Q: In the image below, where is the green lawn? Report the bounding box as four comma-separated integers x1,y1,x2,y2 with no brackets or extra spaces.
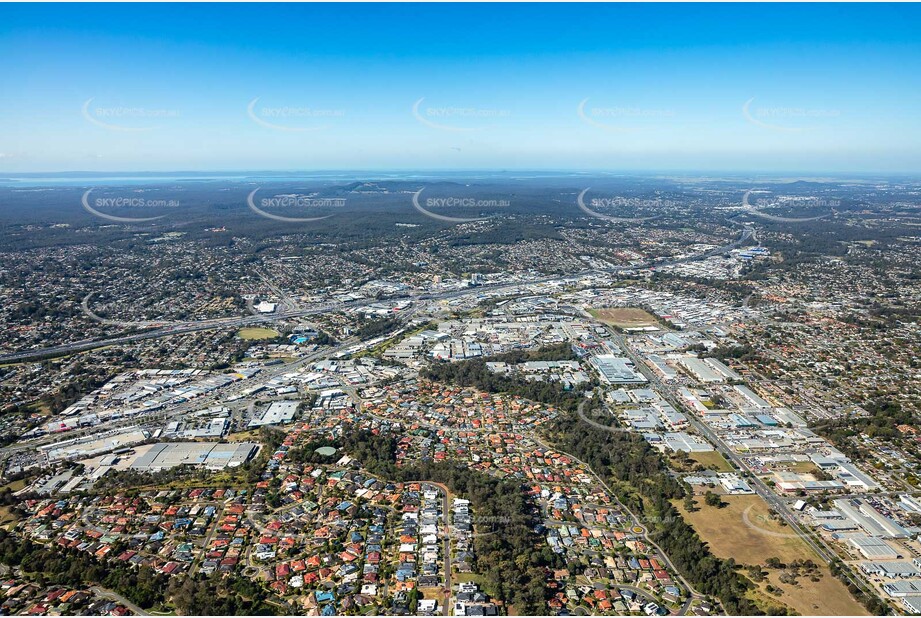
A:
237,327,280,340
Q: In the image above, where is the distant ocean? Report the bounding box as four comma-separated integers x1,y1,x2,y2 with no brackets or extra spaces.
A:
0,171,605,187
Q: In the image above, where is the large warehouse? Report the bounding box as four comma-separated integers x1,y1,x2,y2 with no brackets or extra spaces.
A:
248,400,299,428
130,442,258,472
592,355,647,384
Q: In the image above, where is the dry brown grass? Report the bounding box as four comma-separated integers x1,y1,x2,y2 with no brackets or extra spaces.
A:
786,461,821,474
689,451,734,472
750,570,869,616
589,307,660,329
675,494,867,615
676,494,815,564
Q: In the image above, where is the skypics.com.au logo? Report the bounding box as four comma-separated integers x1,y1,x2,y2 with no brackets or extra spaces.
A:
412,98,511,132
741,189,831,222
742,97,840,132
81,98,180,132
246,189,343,222
81,189,177,223
412,188,507,223
578,98,675,132
247,97,345,132
454,515,513,539
577,188,663,223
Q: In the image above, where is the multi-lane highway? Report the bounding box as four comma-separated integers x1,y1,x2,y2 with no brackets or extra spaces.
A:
0,337,354,457
3,303,431,458
0,227,753,364
0,301,349,364
0,223,772,614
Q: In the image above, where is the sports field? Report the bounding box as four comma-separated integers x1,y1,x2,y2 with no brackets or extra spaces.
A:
589,307,661,329
237,327,280,340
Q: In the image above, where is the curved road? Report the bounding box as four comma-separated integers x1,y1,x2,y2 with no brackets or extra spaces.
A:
576,397,629,433
81,292,173,329
89,586,149,616
599,325,880,607
528,432,708,614
1,227,753,364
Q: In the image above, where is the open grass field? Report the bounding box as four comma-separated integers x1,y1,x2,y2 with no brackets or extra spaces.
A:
676,494,817,564
226,429,264,442
689,450,734,472
453,573,485,585
1,479,27,493
0,506,19,530
749,571,869,616
236,327,280,340
588,307,661,330
0,481,27,529
786,461,822,474
675,494,867,616
20,401,53,416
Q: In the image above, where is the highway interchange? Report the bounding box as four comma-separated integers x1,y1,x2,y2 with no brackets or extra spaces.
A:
3,222,822,615
0,226,753,365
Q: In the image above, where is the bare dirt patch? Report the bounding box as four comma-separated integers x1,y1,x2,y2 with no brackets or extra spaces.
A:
589,307,661,330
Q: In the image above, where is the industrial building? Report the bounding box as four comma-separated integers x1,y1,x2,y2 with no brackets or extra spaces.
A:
248,400,299,428
836,462,881,491
900,495,921,514
592,355,647,384
729,414,759,429
663,432,714,452
859,562,920,579
44,429,150,461
734,385,771,410
774,472,844,493
646,354,678,381
882,580,921,598
834,498,908,538
130,442,258,472
677,357,724,383
846,534,902,560
903,596,921,614
773,407,808,427
719,474,754,494
705,358,741,380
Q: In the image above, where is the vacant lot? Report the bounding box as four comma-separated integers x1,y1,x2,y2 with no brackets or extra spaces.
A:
676,494,868,615
1,479,26,493
226,429,263,442
237,327,280,340
0,505,20,529
589,307,661,330
751,570,869,616
690,450,734,472
676,494,816,564
786,461,822,474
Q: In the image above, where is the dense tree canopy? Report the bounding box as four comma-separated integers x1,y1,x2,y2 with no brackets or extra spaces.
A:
340,429,560,614
422,343,585,412
544,412,769,615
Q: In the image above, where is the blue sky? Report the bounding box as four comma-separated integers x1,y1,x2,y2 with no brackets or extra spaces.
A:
1,3,920,173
